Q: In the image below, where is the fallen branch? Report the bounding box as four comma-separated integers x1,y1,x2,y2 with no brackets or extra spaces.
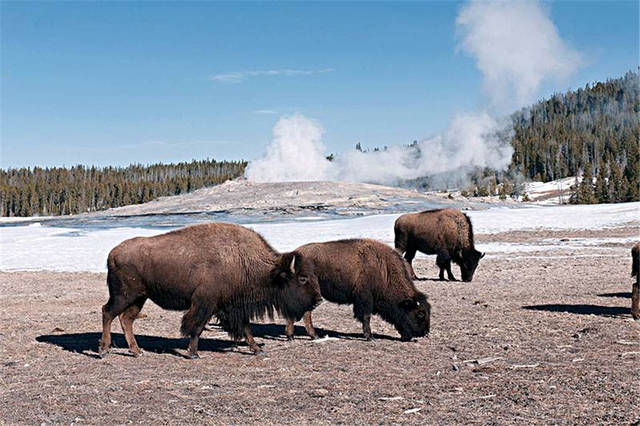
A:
462,356,503,365
379,396,403,401
510,363,540,369
312,336,339,344
615,340,638,346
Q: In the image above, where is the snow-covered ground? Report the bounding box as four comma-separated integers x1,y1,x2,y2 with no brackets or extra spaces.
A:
1,202,637,273
523,176,576,205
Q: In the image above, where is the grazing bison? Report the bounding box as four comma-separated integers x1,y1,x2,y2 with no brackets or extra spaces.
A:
99,223,321,358
394,208,484,282
632,243,639,321
283,239,430,341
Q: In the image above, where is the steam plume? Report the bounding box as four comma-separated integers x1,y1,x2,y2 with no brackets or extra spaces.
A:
246,0,582,186
456,0,582,112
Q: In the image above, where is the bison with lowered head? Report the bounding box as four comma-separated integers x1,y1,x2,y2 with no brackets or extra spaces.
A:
99,223,321,358
394,208,484,282
283,239,430,341
632,243,639,321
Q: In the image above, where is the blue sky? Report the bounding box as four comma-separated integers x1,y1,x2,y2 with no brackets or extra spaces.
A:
2,1,638,168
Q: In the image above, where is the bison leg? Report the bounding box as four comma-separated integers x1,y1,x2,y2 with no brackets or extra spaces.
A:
181,299,214,359
403,247,418,280
354,296,374,340
436,253,457,281
285,317,295,341
632,280,639,321
361,314,373,340
445,262,458,281
99,295,133,357
303,311,317,339
244,325,262,354
118,297,147,357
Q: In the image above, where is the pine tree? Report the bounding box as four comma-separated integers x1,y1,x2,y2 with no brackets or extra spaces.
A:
575,165,597,204
595,165,609,203
609,161,623,202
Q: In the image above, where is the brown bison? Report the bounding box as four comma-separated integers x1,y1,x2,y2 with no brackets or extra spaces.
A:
394,208,484,282
283,239,430,341
99,223,321,358
632,243,639,321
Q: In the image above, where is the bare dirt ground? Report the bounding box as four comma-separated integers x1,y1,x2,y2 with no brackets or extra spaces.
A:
1,228,639,424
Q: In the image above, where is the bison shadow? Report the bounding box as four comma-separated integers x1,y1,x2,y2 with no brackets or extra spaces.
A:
36,324,399,359
597,292,631,299
522,304,629,317
247,322,401,342
36,332,242,359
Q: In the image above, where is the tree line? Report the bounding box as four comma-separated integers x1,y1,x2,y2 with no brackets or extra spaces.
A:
2,71,638,216
0,159,246,216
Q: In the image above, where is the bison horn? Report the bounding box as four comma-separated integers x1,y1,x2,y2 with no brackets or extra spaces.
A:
481,252,486,259
290,255,296,273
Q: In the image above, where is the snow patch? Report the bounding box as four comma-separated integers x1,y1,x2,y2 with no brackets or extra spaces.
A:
1,202,637,272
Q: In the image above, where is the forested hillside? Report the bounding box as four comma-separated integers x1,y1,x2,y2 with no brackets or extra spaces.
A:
508,70,639,203
0,159,246,216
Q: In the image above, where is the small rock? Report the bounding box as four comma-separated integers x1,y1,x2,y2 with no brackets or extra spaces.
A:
309,388,329,398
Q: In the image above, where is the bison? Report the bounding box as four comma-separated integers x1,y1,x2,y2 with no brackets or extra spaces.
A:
632,243,639,321
283,239,430,341
98,223,321,358
394,208,484,282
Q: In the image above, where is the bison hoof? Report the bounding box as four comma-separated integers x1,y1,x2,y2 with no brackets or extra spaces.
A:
187,353,200,360
97,341,110,358
250,346,263,355
130,349,143,357
286,335,294,341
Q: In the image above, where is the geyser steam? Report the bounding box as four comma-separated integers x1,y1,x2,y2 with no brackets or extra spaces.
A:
456,0,582,112
245,0,581,186
244,114,335,182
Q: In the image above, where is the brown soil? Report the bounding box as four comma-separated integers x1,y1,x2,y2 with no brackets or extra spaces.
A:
1,229,639,424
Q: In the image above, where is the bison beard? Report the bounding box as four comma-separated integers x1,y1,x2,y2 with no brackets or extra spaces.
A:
283,239,431,341
98,223,321,358
394,208,484,282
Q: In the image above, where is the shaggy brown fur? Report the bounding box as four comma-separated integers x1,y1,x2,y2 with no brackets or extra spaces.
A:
99,223,321,358
284,239,430,341
632,243,639,321
394,208,484,282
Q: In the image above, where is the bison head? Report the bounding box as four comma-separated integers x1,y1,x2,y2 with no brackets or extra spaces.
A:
396,293,431,341
272,252,322,321
459,248,485,282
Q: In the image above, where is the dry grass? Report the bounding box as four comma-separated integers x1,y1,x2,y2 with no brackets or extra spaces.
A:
1,228,639,424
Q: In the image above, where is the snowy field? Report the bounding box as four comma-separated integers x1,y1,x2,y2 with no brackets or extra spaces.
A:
1,202,638,272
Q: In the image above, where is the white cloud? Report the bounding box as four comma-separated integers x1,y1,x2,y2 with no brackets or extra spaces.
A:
210,68,334,84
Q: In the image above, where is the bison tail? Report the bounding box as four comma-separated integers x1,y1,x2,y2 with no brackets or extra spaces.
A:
105,266,122,295
394,231,408,254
